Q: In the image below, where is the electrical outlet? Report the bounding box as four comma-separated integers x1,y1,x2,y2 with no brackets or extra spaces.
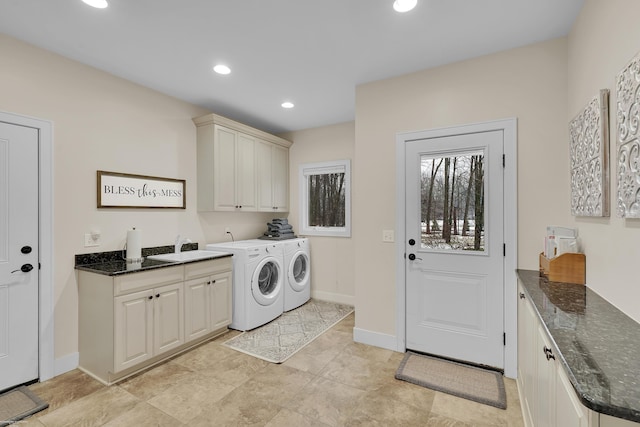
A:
84,233,100,247
382,230,394,243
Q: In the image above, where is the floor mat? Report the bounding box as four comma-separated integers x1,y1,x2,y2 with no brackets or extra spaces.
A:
395,351,507,409
0,385,49,426
223,299,353,363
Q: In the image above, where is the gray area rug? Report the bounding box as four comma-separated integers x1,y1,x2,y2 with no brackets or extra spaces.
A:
395,351,507,409
223,299,353,363
0,385,49,426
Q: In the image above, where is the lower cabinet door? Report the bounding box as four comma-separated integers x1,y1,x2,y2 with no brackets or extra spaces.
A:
518,286,537,427
210,271,232,330
556,365,590,427
185,277,211,341
114,289,154,372
154,282,185,354
536,324,557,427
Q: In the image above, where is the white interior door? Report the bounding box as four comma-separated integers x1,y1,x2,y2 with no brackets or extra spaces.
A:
405,130,504,369
0,122,39,391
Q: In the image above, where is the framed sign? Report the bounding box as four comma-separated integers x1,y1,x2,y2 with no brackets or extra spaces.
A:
97,171,186,209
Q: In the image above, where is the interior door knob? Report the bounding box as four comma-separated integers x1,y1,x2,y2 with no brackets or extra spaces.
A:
21,246,32,254
11,263,33,273
408,254,422,261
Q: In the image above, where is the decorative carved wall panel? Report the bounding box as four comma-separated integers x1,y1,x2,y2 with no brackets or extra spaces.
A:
569,89,610,217
616,55,640,217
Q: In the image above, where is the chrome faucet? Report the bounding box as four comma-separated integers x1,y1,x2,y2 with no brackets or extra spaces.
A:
174,234,192,253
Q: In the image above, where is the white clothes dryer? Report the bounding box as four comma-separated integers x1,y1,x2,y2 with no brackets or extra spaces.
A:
281,238,311,311
205,240,284,331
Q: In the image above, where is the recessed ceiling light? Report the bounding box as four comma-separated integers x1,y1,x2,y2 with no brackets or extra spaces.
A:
393,0,417,12
82,0,108,9
281,102,294,109
213,64,231,75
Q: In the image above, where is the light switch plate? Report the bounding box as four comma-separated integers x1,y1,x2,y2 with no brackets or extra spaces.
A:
382,230,394,243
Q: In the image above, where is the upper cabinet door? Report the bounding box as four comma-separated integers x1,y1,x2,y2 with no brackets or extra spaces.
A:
271,144,289,211
256,140,274,211
257,140,289,212
213,125,238,211
236,133,257,211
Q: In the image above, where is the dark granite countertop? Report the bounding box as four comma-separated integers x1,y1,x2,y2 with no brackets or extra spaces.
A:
75,244,232,277
517,269,640,423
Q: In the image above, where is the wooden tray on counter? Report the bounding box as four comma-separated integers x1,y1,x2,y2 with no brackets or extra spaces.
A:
539,252,585,285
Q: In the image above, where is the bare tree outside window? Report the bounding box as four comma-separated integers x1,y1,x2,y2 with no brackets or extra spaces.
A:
300,160,351,237
420,152,485,251
308,173,346,227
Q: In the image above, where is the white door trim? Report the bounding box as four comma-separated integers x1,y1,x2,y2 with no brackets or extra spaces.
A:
0,111,54,383
395,118,518,378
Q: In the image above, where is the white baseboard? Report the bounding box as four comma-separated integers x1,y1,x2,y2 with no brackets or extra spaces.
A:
54,352,79,377
311,290,354,307
353,327,398,352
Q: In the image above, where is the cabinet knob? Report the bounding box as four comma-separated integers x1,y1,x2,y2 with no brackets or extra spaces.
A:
519,292,525,299
155,294,160,298
543,346,555,360
212,279,216,284
207,281,211,285
148,296,153,300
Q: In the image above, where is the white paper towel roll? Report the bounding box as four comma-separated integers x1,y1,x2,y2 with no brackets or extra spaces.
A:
126,228,142,261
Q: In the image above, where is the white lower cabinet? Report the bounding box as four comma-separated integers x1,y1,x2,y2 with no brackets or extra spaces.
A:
518,281,598,427
78,257,232,385
114,282,183,372
184,270,232,341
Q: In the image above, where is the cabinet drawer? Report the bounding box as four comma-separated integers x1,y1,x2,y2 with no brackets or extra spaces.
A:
114,266,184,296
184,257,233,280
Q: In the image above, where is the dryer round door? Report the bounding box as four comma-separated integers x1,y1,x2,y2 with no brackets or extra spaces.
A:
251,256,283,306
288,251,310,292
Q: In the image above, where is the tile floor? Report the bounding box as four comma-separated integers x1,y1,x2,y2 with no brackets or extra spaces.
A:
19,314,525,426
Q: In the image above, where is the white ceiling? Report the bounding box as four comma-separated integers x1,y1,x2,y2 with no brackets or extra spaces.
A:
1,0,584,134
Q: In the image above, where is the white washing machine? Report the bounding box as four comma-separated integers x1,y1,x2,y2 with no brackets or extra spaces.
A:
242,238,310,311
281,238,311,311
205,240,284,331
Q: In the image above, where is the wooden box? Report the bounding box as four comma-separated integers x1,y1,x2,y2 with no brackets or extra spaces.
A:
539,252,586,285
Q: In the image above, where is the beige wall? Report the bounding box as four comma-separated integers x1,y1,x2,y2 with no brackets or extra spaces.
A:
7,0,640,372
280,122,356,305
354,38,570,337
0,34,275,362
567,0,640,323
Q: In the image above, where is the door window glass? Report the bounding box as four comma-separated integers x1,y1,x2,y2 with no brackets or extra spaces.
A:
420,151,485,252
292,255,307,283
258,262,279,295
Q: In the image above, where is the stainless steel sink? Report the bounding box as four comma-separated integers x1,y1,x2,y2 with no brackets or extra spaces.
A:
147,250,230,263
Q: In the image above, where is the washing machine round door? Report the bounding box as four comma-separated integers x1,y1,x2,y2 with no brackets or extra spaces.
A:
288,251,310,292
251,256,283,306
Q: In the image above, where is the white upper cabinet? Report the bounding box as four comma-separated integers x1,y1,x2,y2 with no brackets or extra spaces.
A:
194,113,291,212
257,139,289,212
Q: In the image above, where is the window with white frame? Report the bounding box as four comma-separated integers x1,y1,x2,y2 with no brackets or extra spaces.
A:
299,160,351,237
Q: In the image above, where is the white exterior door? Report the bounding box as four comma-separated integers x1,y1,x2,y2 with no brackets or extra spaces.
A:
405,130,504,369
0,122,39,391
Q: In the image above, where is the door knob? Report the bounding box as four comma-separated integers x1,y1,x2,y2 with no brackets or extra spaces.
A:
21,246,32,254
11,264,33,273
408,254,422,261
408,239,416,246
